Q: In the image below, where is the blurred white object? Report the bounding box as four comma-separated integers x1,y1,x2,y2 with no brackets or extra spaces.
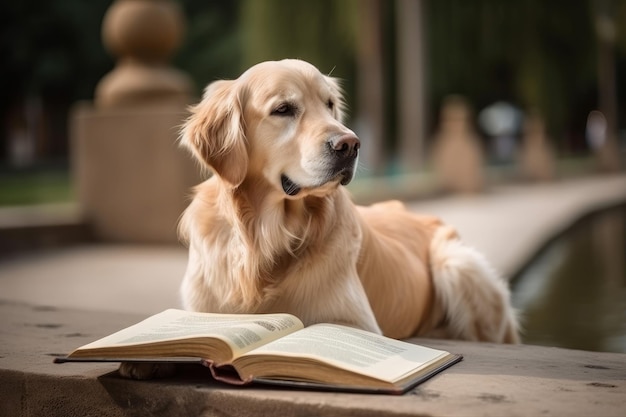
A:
585,110,607,151
479,101,523,162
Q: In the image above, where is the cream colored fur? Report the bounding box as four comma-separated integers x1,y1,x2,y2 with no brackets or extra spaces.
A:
177,59,519,343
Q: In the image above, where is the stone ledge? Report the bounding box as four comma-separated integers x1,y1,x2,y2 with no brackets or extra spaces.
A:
1,301,624,417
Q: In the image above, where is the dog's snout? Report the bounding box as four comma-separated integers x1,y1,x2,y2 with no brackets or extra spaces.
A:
329,134,360,158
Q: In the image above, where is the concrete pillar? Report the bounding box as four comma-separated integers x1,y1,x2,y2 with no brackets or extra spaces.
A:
71,0,200,243
431,96,485,193
518,112,556,182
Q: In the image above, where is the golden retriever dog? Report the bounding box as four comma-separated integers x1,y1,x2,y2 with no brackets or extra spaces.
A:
120,59,518,379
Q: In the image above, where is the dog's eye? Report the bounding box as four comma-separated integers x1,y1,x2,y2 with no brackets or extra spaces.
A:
271,103,297,117
327,99,334,111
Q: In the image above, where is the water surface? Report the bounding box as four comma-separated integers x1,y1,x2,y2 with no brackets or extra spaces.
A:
512,204,626,353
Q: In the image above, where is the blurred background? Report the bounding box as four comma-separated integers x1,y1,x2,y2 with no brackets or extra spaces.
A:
2,0,625,181
0,0,625,353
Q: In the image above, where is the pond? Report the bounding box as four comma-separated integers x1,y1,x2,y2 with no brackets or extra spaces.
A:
511,203,626,354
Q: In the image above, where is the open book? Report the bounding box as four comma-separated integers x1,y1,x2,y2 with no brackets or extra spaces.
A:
55,309,461,394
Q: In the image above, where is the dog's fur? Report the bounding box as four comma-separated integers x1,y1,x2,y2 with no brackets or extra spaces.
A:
120,59,518,379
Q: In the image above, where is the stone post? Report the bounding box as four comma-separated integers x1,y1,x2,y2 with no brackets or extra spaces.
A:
71,0,200,243
431,96,485,193
518,111,556,182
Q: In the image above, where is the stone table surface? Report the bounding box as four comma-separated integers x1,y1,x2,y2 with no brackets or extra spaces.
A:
1,301,624,417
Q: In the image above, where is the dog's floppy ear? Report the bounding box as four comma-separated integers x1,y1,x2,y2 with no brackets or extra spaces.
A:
326,76,347,123
181,80,248,187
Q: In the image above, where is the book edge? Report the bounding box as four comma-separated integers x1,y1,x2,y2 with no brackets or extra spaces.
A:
251,353,463,395
53,353,462,395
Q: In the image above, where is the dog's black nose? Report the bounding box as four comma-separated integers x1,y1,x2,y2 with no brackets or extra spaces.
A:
329,134,360,158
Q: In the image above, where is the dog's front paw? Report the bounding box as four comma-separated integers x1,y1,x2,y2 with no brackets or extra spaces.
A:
118,362,177,380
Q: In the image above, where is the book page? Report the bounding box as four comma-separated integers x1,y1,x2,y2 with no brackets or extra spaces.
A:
243,324,448,382
75,309,304,357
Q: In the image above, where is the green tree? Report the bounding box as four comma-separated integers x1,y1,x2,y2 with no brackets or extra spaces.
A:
426,0,604,153
174,0,242,96
0,0,113,159
239,0,359,103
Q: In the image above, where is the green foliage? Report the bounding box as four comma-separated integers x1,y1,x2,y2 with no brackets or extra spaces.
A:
236,0,622,153
1,0,623,163
174,0,242,96
239,0,358,72
239,0,360,107
426,0,599,143
0,0,113,103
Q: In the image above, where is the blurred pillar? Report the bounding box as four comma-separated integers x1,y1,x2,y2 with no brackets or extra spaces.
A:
71,0,200,243
431,96,485,193
518,111,556,182
356,0,385,175
594,1,621,171
396,0,427,172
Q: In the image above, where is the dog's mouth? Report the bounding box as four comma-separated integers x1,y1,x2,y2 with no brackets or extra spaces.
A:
337,168,354,186
281,175,302,196
281,170,354,197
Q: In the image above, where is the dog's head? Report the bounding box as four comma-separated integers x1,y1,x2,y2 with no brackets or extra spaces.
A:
181,59,359,199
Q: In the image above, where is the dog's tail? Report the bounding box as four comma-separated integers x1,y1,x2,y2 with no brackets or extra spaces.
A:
427,225,520,343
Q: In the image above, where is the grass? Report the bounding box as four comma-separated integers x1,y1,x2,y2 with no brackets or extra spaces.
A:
0,168,74,206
